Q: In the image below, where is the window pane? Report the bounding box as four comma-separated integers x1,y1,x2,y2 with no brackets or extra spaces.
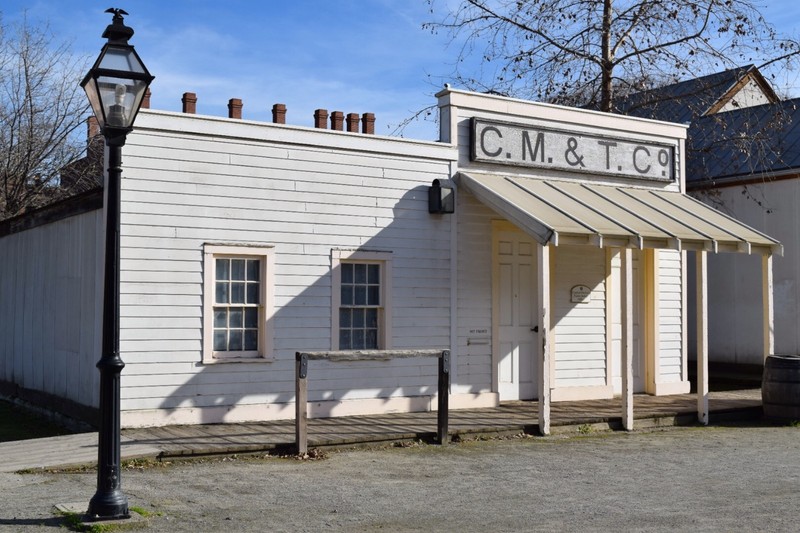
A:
365,329,378,349
339,308,351,327
229,308,243,328
244,330,258,351
215,282,228,304
246,283,259,304
367,286,380,306
341,263,353,284
229,330,243,351
366,308,378,328
353,308,364,327
246,259,259,281
340,329,352,350
352,330,365,350
245,307,258,328
341,285,353,306
231,282,245,303
231,259,245,281
214,308,227,328
368,264,380,284
354,263,367,284
354,286,367,306
216,259,229,281
213,330,227,351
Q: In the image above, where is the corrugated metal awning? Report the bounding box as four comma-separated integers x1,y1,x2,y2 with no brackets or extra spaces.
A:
457,172,782,255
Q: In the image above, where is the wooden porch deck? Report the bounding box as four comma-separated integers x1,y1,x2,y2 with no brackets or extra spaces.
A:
122,389,762,459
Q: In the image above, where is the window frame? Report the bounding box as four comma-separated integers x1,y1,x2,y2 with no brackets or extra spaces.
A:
331,249,392,351
203,244,275,364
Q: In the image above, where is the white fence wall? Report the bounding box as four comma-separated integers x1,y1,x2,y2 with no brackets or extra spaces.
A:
0,208,103,408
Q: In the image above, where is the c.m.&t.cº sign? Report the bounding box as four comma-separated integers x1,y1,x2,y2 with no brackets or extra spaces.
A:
470,118,676,182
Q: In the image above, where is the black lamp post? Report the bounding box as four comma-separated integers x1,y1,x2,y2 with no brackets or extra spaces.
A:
81,8,153,520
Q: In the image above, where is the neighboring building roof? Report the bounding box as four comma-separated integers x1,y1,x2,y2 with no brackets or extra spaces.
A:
613,64,796,184
687,97,800,183
616,65,778,123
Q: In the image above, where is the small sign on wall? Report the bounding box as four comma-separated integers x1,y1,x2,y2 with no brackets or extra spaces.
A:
571,285,592,303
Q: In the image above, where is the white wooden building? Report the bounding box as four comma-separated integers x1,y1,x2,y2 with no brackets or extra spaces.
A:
0,88,780,430
613,65,798,369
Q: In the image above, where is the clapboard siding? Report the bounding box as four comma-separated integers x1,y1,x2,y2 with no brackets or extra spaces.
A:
454,190,495,394
0,209,102,408
114,110,456,422
657,250,683,382
553,245,607,388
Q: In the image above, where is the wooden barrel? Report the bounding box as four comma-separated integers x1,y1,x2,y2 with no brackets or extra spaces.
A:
762,355,800,421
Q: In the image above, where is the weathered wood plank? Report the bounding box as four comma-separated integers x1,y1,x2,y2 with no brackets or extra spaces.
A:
298,349,446,362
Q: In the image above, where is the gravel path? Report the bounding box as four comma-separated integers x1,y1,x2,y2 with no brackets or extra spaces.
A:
2,424,798,532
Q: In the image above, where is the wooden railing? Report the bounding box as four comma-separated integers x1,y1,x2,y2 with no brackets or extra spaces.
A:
294,349,451,454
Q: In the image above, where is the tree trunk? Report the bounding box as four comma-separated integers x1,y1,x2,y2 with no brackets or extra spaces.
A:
600,0,613,112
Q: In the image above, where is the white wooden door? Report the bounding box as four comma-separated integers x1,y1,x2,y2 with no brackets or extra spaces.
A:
495,230,538,400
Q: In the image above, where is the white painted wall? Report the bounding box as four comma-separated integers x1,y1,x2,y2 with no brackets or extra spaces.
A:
117,110,457,426
552,245,607,388
453,191,495,395
0,210,103,407
657,250,684,382
717,79,773,113
694,181,795,364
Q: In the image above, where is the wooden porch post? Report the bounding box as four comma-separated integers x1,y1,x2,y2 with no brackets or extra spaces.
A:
621,248,634,430
763,253,774,360
538,243,551,435
695,251,709,425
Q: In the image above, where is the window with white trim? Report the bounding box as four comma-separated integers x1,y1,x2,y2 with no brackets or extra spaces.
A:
203,244,274,363
331,250,392,350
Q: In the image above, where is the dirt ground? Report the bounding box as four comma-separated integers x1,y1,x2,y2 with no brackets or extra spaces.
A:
2,423,798,532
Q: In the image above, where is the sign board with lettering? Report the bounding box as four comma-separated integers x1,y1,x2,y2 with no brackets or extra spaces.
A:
471,118,676,182
570,285,592,304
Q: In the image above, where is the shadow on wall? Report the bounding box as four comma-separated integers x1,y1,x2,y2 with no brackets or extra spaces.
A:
152,186,456,425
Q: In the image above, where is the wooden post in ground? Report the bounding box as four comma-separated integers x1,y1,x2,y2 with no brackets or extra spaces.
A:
437,350,450,444
695,251,709,425
621,248,634,430
763,253,774,361
538,243,552,435
295,352,308,454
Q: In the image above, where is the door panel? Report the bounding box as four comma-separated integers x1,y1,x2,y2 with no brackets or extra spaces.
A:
495,230,538,400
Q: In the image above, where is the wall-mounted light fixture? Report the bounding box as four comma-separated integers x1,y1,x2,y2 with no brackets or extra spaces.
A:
428,179,455,214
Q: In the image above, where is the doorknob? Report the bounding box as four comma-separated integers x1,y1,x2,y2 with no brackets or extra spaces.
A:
531,326,539,332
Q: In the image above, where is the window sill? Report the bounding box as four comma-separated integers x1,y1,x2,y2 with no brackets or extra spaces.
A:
201,356,275,365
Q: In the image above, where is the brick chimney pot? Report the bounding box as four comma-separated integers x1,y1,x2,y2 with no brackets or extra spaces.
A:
331,111,344,131
361,113,376,135
272,103,287,124
314,109,329,129
182,92,197,114
228,98,243,119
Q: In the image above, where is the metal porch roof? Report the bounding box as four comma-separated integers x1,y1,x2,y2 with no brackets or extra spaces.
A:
457,172,782,256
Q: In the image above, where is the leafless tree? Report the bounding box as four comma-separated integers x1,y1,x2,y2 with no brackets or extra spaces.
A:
0,16,96,221
425,0,800,113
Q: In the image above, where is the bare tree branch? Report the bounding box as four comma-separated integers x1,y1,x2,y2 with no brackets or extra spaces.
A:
0,15,96,220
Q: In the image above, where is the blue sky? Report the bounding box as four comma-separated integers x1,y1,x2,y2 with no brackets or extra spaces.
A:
3,1,800,140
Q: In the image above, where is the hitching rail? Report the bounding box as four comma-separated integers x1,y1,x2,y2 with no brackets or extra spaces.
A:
294,349,451,454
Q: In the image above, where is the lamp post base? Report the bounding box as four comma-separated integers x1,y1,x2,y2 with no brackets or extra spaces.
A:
88,489,129,520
